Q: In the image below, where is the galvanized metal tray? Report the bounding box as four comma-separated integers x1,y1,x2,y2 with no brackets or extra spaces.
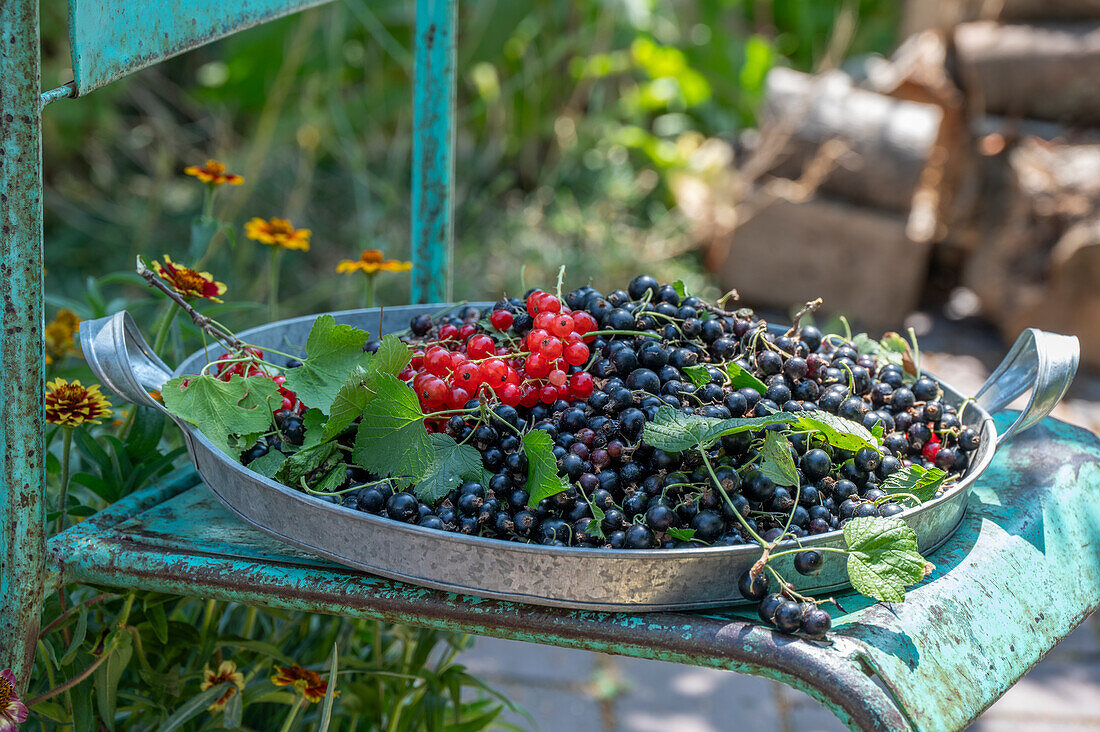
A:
80,305,1080,611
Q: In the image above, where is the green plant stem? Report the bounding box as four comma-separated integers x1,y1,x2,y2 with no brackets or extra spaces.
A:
200,598,217,638
364,273,376,309
27,644,115,707
152,303,180,357
270,248,284,322
279,698,306,732
39,593,117,638
698,448,768,546
243,606,258,638
56,427,74,534
768,546,850,561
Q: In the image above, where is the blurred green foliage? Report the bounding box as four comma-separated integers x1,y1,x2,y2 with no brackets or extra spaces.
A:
41,0,896,322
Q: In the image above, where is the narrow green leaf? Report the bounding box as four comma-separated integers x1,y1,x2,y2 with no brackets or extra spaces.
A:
415,433,492,504
759,431,798,486
844,516,928,603
222,689,243,729
882,465,948,503
318,643,339,732
352,374,434,489
161,374,280,455
156,682,233,732
725,362,767,394
523,430,570,507
60,606,89,666
94,632,132,730
283,314,372,413
147,604,168,644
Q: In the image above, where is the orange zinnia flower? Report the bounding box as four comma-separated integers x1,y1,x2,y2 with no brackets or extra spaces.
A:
151,255,227,302
336,249,412,275
184,159,244,186
200,660,245,712
45,378,113,427
245,217,311,251
270,664,332,703
45,309,81,364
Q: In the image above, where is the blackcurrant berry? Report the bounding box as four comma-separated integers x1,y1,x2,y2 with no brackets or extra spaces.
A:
738,570,770,602
801,607,832,637
773,601,805,633
794,550,824,576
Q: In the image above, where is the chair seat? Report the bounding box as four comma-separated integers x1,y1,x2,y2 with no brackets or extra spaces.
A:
47,413,1100,731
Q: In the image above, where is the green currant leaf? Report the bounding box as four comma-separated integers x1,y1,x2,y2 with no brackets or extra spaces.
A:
162,374,281,455
523,430,570,507
352,374,434,489
671,280,690,299
725,362,767,395
643,406,796,453
793,410,882,452
843,516,929,603
585,502,607,540
322,368,375,442
759,430,798,486
681,364,713,387
666,527,697,542
283,315,372,414
882,465,948,503
851,333,881,357
299,408,328,448
871,422,885,441
278,441,339,489
247,449,285,479
414,433,492,504
369,334,413,377
312,461,349,494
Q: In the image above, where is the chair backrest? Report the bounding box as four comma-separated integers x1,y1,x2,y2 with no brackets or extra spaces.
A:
0,0,455,683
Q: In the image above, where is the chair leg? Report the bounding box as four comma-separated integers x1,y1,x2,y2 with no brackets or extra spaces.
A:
0,0,48,692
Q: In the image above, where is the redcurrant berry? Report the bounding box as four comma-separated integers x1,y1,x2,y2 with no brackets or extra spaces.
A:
424,347,452,376
548,369,567,387
572,311,598,341
452,362,482,388
438,323,459,341
563,341,589,366
489,309,514,330
524,352,551,378
569,371,594,398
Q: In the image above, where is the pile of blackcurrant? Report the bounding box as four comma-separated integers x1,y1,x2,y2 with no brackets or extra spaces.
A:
243,274,981,634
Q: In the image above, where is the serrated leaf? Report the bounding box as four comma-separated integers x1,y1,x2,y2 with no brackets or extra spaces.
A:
844,516,928,603
882,465,948,503
666,527,697,542
851,333,880,356
871,422,885,441
323,368,376,441
523,430,570,507
415,433,491,503
725,362,767,394
759,430,798,486
312,462,349,494
283,315,372,413
672,280,689,298
681,364,712,387
642,405,796,454
247,449,285,478
300,408,328,448
278,442,339,489
880,332,909,354
793,410,882,451
162,374,280,455
369,334,413,376
352,374,434,489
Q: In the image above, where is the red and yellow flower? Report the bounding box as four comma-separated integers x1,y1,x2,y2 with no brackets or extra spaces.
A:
0,668,29,732
200,660,245,712
336,249,412,275
270,664,332,703
151,255,227,302
184,159,244,186
45,378,113,427
245,217,311,252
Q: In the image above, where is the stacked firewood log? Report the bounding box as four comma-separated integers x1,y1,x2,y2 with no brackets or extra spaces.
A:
686,0,1100,363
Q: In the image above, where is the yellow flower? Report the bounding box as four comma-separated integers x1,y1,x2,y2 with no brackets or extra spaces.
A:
245,217,311,251
151,255,227,302
45,309,81,363
200,660,245,712
45,378,113,427
336,249,413,275
184,159,244,186
270,664,333,703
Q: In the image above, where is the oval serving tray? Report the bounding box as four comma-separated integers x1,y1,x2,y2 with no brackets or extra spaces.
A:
80,305,1079,611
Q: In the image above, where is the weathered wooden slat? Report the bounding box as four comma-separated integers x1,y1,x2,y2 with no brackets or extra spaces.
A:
68,0,336,94
410,0,456,303
48,415,1100,731
0,0,47,693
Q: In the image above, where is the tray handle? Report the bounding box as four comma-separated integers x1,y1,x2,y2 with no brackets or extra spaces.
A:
973,328,1080,447
78,311,175,416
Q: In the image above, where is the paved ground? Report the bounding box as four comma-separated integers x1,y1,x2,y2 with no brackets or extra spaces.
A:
462,314,1100,731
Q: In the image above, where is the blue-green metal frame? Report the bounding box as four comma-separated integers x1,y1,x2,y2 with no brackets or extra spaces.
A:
0,0,456,692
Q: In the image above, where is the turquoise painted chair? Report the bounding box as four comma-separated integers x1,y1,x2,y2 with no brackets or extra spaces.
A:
2,2,1099,729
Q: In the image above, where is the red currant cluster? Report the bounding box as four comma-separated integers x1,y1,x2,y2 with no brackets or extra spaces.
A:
401,291,599,419
212,347,303,413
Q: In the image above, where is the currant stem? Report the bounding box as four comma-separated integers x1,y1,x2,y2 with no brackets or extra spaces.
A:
697,447,768,547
